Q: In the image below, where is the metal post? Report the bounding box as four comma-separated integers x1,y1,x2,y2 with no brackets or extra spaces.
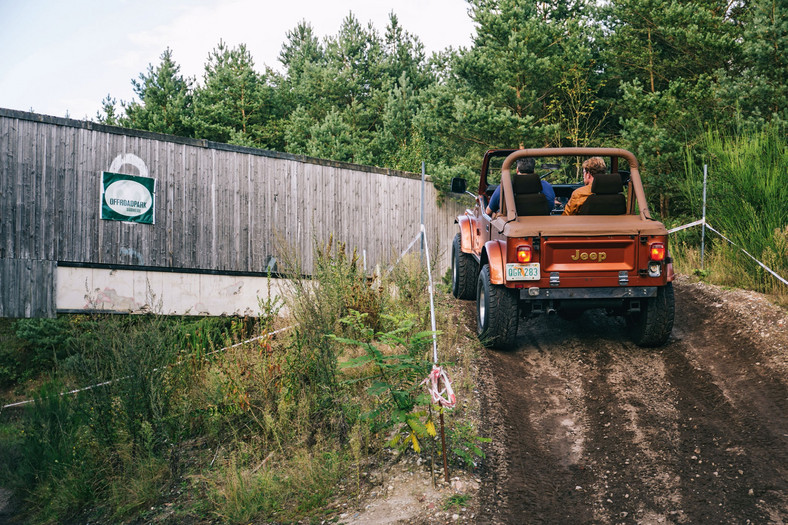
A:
421,225,439,364
701,164,708,269
421,161,426,260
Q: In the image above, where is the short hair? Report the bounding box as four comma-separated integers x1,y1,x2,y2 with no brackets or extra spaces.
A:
516,157,535,174
582,157,607,177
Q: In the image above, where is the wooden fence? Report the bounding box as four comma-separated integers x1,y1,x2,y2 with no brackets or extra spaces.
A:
0,109,466,318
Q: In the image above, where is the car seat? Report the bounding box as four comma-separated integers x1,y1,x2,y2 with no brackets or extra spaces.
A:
512,173,550,216
579,173,626,215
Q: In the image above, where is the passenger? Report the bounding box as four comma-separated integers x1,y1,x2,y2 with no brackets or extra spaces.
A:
485,158,555,216
562,156,607,215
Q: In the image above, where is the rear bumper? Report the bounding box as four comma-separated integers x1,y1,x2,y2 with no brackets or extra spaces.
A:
519,286,658,300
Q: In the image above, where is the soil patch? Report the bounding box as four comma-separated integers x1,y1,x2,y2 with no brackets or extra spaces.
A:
466,276,788,524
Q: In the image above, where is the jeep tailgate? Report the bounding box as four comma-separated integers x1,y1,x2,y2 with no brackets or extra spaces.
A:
542,236,635,272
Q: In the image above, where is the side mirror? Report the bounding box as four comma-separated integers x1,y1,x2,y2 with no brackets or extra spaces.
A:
450,177,467,194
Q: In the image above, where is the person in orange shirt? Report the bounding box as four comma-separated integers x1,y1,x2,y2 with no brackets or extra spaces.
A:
562,156,607,215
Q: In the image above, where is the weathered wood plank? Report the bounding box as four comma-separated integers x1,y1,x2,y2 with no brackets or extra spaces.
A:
0,258,56,318
1,110,462,317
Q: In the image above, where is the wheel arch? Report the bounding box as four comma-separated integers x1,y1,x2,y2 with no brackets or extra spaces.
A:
456,216,474,253
482,240,507,285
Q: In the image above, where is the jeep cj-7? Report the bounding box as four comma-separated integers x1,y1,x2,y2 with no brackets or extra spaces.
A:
451,148,674,350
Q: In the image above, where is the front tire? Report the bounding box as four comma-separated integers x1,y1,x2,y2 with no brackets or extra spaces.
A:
627,282,675,347
477,264,519,350
452,233,478,300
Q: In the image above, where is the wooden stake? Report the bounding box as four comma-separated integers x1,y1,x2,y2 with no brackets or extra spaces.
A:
429,404,436,488
440,408,449,483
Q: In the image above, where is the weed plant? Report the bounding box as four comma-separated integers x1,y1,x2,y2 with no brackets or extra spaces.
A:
333,310,435,449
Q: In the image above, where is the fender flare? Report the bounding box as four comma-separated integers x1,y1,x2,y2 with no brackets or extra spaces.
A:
456,216,474,253
482,240,507,285
666,250,675,282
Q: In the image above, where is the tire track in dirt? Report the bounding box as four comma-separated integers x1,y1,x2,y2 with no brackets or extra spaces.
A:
579,339,686,523
475,321,595,524
670,285,788,522
473,280,788,524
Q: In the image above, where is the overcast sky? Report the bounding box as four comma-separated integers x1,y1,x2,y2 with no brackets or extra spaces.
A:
0,0,476,121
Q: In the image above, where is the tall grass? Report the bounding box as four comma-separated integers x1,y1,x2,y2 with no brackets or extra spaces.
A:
0,238,485,524
0,314,240,522
673,123,787,297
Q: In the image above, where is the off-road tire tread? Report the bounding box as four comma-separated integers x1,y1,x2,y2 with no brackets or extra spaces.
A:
629,282,675,347
452,233,478,300
477,264,519,350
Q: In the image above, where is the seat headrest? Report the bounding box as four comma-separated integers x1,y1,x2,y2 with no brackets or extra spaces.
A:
591,173,624,194
511,173,542,194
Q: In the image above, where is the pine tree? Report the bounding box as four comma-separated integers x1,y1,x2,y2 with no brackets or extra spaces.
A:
96,94,124,126
382,13,431,91
715,0,787,124
450,0,603,149
124,48,194,136
279,20,325,82
281,12,435,165
192,41,283,148
602,0,743,215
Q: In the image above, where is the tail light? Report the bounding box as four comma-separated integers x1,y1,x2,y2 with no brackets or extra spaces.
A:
517,245,532,263
649,242,666,261
648,242,665,277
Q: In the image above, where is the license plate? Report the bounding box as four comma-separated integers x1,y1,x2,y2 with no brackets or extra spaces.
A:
506,263,540,281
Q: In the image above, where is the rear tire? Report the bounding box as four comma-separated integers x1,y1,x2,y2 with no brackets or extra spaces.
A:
452,233,478,300
477,264,519,350
627,282,675,347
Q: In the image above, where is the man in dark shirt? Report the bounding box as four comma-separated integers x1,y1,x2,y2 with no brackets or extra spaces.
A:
485,157,555,216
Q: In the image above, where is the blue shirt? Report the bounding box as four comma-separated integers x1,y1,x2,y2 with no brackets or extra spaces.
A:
488,179,555,213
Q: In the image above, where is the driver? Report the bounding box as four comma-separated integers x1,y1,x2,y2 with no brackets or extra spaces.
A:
485,158,555,216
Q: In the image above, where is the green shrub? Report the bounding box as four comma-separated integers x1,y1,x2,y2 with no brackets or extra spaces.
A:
14,381,104,522
334,311,434,452
0,317,74,385
276,235,391,440
447,421,491,469
5,314,209,521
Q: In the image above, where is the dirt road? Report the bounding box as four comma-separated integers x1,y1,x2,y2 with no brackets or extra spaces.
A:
473,277,788,524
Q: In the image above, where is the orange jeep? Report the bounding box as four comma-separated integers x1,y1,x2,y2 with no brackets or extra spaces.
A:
450,148,674,349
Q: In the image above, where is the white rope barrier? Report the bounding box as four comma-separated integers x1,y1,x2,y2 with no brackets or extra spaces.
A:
421,364,456,409
668,218,787,286
382,225,455,409
420,224,439,364
703,222,788,287
667,219,705,234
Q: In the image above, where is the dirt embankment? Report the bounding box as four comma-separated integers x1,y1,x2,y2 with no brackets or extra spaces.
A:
473,276,788,524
